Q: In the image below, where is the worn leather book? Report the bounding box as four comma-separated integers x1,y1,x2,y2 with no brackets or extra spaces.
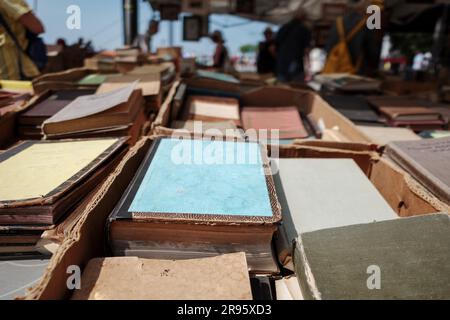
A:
71,253,253,300
43,84,143,136
109,137,281,274
386,137,450,205
186,95,241,124
19,89,95,126
241,106,309,139
294,214,450,299
273,158,397,269
0,138,127,225
322,95,381,124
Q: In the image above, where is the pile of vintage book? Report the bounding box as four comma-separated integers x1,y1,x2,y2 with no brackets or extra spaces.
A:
0,56,449,300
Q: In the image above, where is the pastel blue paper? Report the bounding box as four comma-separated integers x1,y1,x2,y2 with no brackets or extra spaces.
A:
129,139,273,217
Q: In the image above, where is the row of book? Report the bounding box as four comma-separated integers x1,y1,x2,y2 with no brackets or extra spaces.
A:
1,64,449,299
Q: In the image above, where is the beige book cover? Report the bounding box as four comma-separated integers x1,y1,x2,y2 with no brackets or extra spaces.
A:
97,74,160,96
189,97,240,121
71,253,253,300
358,126,421,146
0,139,119,202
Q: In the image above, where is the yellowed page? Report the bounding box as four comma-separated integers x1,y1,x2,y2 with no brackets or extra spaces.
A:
0,139,118,201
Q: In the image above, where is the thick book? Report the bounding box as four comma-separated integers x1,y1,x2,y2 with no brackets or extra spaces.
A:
0,138,127,225
186,95,241,124
71,253,253,300
19,89,95,126
385,137,450,205
273,158,397,269
241,106,309,139
42,83,142,136
294,214,450,299
109,137,281,274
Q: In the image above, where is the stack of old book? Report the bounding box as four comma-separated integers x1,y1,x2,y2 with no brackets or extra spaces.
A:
171,95,243,138
42,83,146,144
273,158,450,299
0,138,127,259
108,137,281,274
367,96,448,131
71,253,253,300
18,89,95,139
385,137,450,206
96,73,161,113
273,158,398,270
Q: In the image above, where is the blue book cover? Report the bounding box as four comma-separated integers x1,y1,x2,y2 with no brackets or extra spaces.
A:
128,139,273,217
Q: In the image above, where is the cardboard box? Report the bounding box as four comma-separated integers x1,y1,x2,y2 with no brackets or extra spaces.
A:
153,85,374,156
32,67,114,95
19,136,444,300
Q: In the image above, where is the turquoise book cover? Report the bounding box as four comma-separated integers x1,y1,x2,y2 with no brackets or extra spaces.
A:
128,139,273,217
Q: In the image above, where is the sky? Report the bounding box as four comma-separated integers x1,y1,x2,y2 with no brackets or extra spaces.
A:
25,0,278,56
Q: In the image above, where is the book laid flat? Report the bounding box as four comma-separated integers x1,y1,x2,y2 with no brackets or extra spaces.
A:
273,158,397,269
0,138,127,226
0,258,50,300
171,120,244,138
19,89,96,126
385,137,450,205
241,106,309,139
109,137,281,274
196,70,240,84
357,126,421,146
96,74,161,97
322,95,382,124
185,96,241,124
42,83,143,137
294,214,450,299
71,253,253,300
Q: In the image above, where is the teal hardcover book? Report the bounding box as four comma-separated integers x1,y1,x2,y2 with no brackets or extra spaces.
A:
127,138,274,217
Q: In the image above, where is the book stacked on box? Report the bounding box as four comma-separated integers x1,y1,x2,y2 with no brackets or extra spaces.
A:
96,74,161,113
0,138,127,259
241,106,311,142
108,137,281,274
42,83,146,144
385,137,450,206
367,96,448,131
71,253,253,300
18,89,95,139
273,158,398,270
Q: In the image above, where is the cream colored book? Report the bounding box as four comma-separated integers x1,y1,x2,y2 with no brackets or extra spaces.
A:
71,253,253,300
0,138,120,202
96,74,160,96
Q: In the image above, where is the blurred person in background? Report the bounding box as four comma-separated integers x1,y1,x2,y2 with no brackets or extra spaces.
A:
275,7,312,83
257,27,276,74
0,0,45,80
324,0,383,76
210,30,229,71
